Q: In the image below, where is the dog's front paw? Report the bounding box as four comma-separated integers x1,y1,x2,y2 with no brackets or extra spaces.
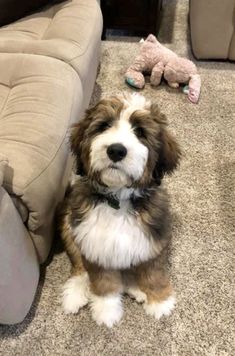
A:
143,295,176,320
90,294,123,328
126,286,147,303
62,273,89,314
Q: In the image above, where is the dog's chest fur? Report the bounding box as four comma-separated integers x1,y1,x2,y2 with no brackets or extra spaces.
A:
73,199,159,269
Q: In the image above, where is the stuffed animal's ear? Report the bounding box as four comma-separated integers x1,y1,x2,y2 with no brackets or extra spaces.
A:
145,34,158,43
153,129,181,183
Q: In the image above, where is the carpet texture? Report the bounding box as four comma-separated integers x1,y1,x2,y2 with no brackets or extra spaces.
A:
1,1,235,355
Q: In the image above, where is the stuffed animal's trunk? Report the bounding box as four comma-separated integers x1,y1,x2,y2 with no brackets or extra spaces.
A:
188,74,201,103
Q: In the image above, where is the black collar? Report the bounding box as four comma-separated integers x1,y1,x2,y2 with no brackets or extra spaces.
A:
90,181,141,210
95,187,139,210
105,194,121,210
97,193,121,210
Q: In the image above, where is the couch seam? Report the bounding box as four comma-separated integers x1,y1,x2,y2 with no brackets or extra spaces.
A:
68,6,103,64
41,6,57,40
23,128,69,191
0,87,11,118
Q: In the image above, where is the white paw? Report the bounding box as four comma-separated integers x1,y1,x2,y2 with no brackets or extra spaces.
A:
144,295,176,320
90,294,123,328
126,286,147,303
62,273,89,314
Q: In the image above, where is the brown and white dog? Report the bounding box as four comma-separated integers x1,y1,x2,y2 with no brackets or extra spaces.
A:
59,92,181,327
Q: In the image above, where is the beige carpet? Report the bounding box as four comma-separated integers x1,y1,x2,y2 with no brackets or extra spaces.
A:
1,1,235,355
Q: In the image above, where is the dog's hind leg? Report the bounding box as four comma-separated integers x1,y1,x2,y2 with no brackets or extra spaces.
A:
123,270,147,303
135,250,175,320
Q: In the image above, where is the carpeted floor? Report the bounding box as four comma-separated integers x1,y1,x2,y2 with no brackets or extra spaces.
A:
1,1,235,355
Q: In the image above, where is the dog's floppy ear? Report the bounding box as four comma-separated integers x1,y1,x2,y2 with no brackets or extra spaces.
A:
150,103,181,184
70,112,93,175
154,128,181,181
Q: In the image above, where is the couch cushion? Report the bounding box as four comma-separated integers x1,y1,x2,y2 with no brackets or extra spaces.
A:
0,0,103,93
0,53,83,234
0,0,65,27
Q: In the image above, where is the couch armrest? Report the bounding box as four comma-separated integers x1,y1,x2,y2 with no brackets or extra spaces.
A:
0,187,39,324
190,0,235,59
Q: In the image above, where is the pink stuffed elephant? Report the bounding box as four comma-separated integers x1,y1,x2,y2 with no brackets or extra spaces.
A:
125,34,201,103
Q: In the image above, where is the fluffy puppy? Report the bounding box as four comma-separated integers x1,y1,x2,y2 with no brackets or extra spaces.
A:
59,92,181,327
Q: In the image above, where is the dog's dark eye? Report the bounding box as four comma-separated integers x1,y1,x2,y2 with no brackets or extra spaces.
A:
134,126,145,138
97,121,111,132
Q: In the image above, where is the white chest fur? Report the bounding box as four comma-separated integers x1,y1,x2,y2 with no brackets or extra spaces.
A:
73,201,159,269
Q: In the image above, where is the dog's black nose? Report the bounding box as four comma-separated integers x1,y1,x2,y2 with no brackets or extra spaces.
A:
107,143,127,162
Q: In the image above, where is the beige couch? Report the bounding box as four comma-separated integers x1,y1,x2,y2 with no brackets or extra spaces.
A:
190,0,235,60
0,0,102,324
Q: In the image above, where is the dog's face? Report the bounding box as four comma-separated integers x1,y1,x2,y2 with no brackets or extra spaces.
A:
71,93,181,188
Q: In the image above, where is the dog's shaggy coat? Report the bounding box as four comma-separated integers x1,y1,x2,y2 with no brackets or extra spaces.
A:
59,93,181,327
